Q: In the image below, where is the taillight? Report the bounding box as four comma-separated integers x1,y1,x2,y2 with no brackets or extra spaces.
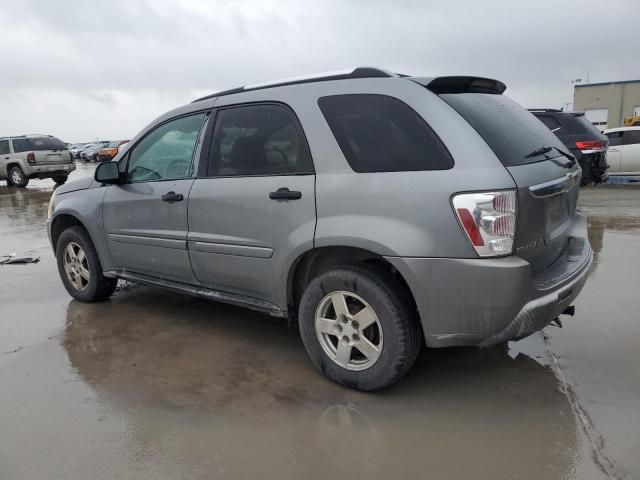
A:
452,190,517,257
575,140,607,153
27,152,36,164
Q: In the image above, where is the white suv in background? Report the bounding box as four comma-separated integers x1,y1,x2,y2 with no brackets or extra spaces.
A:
603,127,640,176
0,134,75,187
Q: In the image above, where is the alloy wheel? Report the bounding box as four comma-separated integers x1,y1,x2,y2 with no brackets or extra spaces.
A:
63,242,90,291
314,291,383,371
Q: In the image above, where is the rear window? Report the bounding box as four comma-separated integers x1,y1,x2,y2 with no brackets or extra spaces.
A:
11,136,67,153
536,114,562,131
318,94,453,172
572,115,607,137
440,93,567,166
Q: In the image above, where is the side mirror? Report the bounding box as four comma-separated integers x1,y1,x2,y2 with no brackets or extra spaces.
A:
94,161,122,184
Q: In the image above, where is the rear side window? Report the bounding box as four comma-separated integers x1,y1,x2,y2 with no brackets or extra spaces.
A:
623,130,640,145
440,93,567,166
536,115,562,131
0,140,9,155
11,136,67,153
208,103,313,177
318,94,453,172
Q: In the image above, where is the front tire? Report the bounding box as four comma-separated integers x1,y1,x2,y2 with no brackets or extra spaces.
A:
299,264,421,391
9,166,29,187
56,226,117,302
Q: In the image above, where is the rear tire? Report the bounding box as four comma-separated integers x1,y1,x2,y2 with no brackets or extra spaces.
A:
298,264,421,391
56,226,117,302
9,166,28,187
52,175,68,185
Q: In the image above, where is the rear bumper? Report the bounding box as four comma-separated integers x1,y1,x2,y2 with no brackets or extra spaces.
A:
386,212,592,348
27,163,76,178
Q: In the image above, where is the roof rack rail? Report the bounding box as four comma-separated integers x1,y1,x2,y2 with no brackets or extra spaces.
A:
527,108,563,113
193,67,397,103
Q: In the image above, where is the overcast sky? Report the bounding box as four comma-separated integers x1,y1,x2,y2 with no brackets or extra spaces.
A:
1,0,638,142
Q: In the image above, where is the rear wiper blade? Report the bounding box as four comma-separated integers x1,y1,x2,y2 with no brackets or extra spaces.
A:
550,147,577,167
523,146,577,167
523,146,553,159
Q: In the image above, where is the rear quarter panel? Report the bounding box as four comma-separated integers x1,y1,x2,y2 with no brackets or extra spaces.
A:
303,78,516,258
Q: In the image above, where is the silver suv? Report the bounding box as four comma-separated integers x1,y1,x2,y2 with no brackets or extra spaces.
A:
1,134,75,187
47,68,592,391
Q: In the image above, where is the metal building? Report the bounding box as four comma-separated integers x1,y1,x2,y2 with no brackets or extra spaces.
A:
573,80,640,129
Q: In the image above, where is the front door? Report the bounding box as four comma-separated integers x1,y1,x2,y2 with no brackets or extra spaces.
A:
188,103,316,305
620,130,640,174
103,112,208,284
605,131,624,174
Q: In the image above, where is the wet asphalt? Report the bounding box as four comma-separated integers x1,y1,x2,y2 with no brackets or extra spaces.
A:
0,162,638,480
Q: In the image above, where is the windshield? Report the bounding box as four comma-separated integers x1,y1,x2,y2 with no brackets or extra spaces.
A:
12,136,67,153
440,93,567,166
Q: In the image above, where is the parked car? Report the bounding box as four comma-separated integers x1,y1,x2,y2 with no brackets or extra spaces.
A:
97,141,129,162
603,127,640,175
82,141,111,161
69,144,89,158
78,144,98,160
529,109,609,186
1,134,75,187
47,68,592,391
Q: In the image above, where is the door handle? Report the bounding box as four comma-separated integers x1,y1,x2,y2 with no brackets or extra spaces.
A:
161,191,184,203
608,148,620,152
269,187,302,201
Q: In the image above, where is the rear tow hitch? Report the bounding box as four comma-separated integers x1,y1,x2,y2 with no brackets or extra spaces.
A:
551,305,576,328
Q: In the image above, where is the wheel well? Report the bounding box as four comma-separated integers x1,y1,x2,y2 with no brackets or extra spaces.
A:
50,214,87,251
5,162,21,176
288,246,417,317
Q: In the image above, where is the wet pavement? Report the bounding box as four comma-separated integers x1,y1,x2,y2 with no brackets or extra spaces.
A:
0,163,638,479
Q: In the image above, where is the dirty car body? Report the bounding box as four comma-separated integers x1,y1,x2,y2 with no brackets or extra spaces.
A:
47,68,592,390
1,134,75,187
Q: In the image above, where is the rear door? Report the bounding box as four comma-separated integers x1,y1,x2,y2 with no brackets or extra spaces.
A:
102,112,208,284
187,103,316,304
441,93,580,272
620,130,640,174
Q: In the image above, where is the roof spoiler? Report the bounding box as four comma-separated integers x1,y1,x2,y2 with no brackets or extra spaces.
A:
416,76,506,95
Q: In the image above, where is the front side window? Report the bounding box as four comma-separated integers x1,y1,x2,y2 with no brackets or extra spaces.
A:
318,94,454,172
208,104,312,176
606,131,624,147
0,140,9,155
127,113,206,182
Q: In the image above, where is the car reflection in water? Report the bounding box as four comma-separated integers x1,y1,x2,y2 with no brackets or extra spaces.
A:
63,287,585,479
